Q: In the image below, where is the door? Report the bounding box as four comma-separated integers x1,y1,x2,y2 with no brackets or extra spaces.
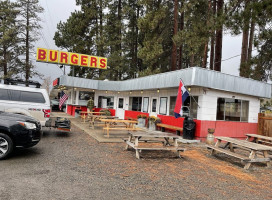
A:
150,97,158,116
116,97,125,119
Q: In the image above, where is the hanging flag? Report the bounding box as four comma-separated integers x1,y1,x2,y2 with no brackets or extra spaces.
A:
59,91,69,110
174,80,189,118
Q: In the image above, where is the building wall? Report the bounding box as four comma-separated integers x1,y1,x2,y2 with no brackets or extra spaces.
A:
197,89,260,123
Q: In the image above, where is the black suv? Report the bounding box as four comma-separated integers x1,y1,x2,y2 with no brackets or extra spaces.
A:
0,111,42,160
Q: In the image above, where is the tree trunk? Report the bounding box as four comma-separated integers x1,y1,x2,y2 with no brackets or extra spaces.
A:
178,1,184,70
117,0,122,80
240,0,250,77
247,18,255,61
190,54,195,67
209,0,216,70
25,1,30,85
202,0,213,68
214,0,224,72
171,0,178,71
3,46,8,84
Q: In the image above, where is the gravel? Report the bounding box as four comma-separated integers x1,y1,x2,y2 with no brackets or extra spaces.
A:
0,126,271,200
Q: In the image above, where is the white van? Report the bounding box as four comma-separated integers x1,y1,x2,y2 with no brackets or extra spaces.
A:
0,84,51,127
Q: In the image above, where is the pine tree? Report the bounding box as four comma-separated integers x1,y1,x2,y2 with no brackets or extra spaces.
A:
17,0,44,83
0,0,21,82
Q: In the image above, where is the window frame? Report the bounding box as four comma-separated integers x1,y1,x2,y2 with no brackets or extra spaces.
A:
159,97,168,115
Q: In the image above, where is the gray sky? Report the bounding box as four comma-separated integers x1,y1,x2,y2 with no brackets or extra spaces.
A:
34,0,254,84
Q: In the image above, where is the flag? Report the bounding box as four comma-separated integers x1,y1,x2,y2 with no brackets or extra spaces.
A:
174,80,189,118
59,91,69,110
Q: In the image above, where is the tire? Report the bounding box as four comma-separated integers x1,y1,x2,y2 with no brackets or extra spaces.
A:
0,133,14,160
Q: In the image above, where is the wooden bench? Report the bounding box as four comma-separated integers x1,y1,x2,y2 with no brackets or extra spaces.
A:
156,123,183,135
208,136,272,169
125,131,186,159
246,134,272,146
103,127,142,138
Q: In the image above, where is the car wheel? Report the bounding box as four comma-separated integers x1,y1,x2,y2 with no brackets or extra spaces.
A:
0,133,14,160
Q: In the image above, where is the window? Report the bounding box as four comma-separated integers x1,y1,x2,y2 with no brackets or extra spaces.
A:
143,97,149,112
152,99,157,112
0,89,9,100
159,97,167,115
9,90,21,101
21,91,46,103
98,96,114,108
169,96,198,118
129,97,142,111
79,91,94,100
118,98,124,109
216,98,249,122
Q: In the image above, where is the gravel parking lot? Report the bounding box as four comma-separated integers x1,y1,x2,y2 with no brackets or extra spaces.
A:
0,125,272,200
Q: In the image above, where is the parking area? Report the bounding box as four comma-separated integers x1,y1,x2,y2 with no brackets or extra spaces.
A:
0,125,272,200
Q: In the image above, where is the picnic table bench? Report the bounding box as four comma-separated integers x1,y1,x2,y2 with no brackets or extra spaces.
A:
246,134,272,146
125,131,186,159
207,136,272,170
156,123,183,135
100,119,141,138
80,111,105,123
89,115,118,129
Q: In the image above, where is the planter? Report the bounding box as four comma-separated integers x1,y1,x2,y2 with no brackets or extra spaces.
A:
206,128,215,145
137,118,146,127
148,121,156,131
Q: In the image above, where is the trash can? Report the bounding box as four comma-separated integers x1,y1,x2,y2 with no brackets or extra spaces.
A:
75,109,81,118
183,116,196,140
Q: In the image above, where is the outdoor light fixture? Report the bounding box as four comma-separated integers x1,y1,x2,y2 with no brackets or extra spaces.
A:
157,89,160,93
141,90,143,94
188,87,191,92
118,91,120,94
106,90,108,93
92,89,95,92
130,91,132,94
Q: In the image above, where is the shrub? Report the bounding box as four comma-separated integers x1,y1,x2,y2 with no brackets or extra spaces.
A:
100,109,111,116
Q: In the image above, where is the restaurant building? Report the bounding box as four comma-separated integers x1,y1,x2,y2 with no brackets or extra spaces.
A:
54,67,271,139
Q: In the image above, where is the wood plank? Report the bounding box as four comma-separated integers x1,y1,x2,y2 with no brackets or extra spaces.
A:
207,145,249,160
246,134,272,142
157,123,183,131
136,147,186,151
216,137,272,151
103,127,142,130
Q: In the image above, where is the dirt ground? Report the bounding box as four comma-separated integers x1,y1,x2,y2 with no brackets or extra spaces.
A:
0,125,271,200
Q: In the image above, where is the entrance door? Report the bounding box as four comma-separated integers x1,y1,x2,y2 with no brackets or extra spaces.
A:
116,97,125,119
150,97,158,116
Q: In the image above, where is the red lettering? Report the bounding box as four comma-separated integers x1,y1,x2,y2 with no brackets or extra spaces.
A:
99,58,106,68
90,57,97,67
71,54,78,65
81,55,88,66
49,51,58,61
60,52,68,63
38,49,46,60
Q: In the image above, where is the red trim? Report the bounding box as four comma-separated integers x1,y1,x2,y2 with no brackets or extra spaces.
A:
125,110,149,120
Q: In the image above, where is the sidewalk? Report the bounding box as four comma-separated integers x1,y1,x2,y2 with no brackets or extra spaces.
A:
51,112,128,143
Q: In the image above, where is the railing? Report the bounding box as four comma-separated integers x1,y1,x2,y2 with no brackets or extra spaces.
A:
258,113,272,137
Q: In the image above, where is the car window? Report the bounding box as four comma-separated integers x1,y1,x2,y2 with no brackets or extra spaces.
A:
9,90,21,101
0,89,9,100
21,91,46,103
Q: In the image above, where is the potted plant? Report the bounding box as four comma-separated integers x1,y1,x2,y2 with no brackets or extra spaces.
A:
137,114,147,127
100,109,111,116
87,98,94,112
148,116,161,131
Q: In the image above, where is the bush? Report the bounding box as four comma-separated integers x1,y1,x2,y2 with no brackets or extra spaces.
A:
148,116,161,124
100,109,111,116
137,114,147,119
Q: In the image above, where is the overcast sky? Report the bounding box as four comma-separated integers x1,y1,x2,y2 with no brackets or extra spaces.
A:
34,0,255,84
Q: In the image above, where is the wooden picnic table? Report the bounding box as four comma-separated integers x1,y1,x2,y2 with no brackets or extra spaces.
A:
208,136,272,170
125,131,186,159
246,134,272,146
89,115,118,129
100,119,140,138
80,111,105,123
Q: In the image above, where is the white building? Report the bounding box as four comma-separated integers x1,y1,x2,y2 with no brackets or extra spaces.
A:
54,67,271,139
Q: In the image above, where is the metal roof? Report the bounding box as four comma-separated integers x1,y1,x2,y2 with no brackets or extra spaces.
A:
59,67,271,98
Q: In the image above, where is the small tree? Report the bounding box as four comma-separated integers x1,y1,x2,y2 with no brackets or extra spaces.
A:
87,98,94,111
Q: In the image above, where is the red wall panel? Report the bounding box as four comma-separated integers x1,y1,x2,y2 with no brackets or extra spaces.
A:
124,110,149,120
